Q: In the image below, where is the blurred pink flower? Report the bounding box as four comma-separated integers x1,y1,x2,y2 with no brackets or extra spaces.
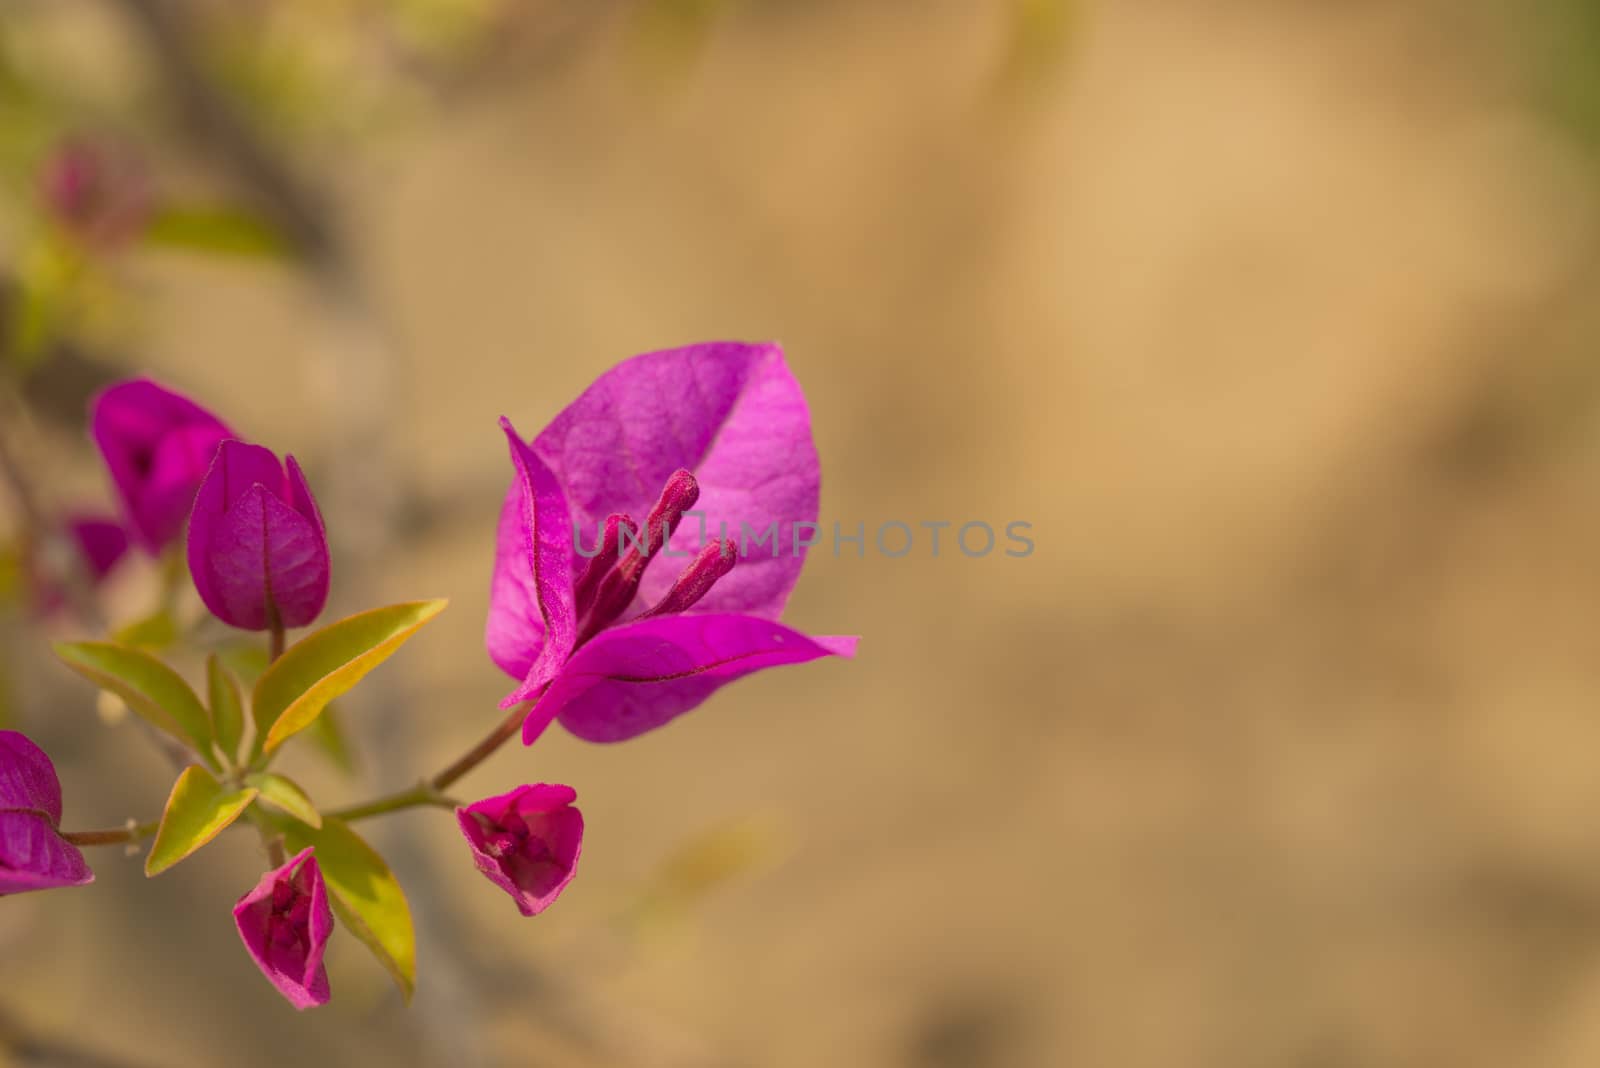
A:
28,514,129,616
39,139,151,249
90,378,234,552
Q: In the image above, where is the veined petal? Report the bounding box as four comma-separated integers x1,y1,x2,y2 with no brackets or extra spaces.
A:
197,487,326,630
524,613,857,744
0,731,64,821
532,342,820,622
485,480,546,681
285,455,325,531
189,443,329,630
232,847,332,1010
0,812,93,894
488,419,577,706
456,784,582,917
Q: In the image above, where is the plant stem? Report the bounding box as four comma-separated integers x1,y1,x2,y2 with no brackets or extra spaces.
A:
431,700,530,791
325,781,458,823
64,700,530,846
62,821,157,846
268,620,286,662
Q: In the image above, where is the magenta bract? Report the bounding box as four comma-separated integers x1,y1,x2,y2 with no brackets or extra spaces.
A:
29,514,130,616
457,785,583,916
40,140,151,249
232,847,332,1010
187,440,330,631
486,341,857,743
90,378,235,552
0,731,93,896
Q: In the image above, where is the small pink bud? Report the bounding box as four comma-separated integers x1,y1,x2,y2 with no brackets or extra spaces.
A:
456,785,582,916
232,847,332,1010
39,140,150,249
187,441,330,631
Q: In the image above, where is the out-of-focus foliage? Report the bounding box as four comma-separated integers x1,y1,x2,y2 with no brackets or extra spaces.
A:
1530,0,1600,152
0,642,14,731
627,0,738,84
624,816,786,942
1000,0,1076,87
142,205,292,261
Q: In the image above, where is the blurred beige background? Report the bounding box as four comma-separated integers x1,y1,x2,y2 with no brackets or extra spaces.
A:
8,1,1600,1066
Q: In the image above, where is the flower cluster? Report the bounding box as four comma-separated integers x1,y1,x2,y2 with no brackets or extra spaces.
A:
11,340,854,1010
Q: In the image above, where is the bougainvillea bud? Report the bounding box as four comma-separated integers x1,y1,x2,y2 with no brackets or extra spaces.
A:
0,731,94,896
90,379,235,553
28,514,129,616
187,440,330,631
39,139,151,249
456,784,583,916
232,847,332,1010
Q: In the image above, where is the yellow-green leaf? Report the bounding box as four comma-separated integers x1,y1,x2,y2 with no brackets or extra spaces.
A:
206,655,246,764
112,610,180,650
245,772,321,829
253,600,447,758
146,766,259,876
142,204,292,260
305,702,358,777
284,817,415,999
55,641,213,762
217,643,269,686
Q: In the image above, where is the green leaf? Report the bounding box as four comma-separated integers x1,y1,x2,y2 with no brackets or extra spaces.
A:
54,642,214,761
206,655,246,765
245,772,321,829
305,702,358,776
216,643,269,685
217,647,357,774
284,817,415,999
0,540,20,603
146,766,259,876
252,600,447,759
113,610,180,651
141,204,292,260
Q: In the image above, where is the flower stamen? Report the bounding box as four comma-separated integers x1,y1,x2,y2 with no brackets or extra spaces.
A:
574,469,700,643
639,538,737,619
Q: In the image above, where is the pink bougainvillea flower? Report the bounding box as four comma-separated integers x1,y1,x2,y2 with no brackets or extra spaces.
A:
39,139,151,249
187,440,329,631
0,731,94,896
232,847,332,1010
90,378,235,552
457,784,583,916
66,515,131,578
487,341,857,744
28,514,130,616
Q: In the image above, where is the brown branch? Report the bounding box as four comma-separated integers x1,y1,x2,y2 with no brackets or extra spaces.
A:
111,0,340,270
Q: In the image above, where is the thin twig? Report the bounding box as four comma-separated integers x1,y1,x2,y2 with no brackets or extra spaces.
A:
113,0,338,268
